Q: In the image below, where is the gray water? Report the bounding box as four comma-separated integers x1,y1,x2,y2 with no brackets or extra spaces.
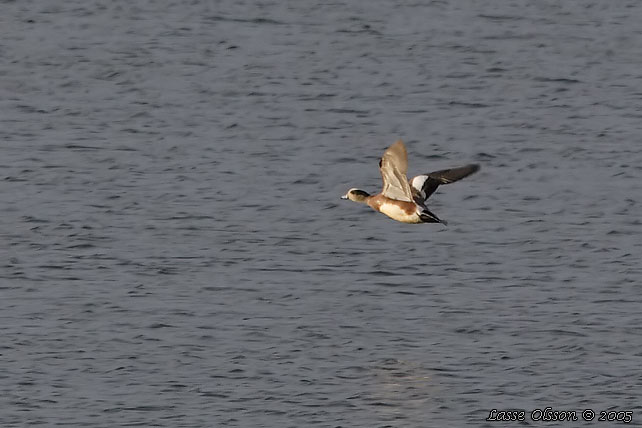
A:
2,1,642,427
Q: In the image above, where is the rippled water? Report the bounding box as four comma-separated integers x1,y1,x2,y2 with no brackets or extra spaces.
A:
2,1,642,427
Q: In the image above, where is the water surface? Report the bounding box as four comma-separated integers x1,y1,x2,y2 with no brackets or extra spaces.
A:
2,1,642,427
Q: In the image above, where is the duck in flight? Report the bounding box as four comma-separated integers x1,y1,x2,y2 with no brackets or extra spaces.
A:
341,140,479,224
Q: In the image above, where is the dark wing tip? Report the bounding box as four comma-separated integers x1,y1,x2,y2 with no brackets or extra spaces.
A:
430,164,480,184
453,163,480,178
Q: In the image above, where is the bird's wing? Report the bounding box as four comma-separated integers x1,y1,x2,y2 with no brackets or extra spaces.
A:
410,164,480,203
379,140,414,202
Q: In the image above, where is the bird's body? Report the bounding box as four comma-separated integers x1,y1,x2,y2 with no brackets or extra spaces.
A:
367,194,420,224
341,140,479,224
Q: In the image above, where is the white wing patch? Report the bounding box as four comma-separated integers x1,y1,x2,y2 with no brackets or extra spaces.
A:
410,175,429,200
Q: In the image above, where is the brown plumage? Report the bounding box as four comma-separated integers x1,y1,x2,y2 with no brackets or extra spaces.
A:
341,140,479,224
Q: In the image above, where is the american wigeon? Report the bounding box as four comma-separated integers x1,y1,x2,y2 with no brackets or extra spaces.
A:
341,140,479,224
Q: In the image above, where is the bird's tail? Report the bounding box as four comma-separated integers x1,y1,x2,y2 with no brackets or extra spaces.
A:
419,208,448,225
